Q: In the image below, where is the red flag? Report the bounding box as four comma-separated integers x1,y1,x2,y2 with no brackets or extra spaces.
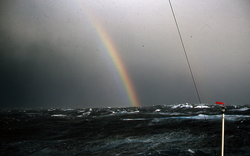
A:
216,102,225,106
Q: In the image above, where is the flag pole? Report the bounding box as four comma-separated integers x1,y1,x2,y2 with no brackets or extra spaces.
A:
221,106,225,156
216,102,225,156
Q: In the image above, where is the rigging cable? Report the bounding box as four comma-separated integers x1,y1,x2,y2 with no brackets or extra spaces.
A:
168,0,201,105
168,0,218,155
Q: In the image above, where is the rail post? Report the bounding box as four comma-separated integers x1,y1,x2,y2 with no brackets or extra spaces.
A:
216,102,225,156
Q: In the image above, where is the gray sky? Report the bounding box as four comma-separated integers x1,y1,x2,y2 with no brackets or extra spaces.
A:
1,0,250,108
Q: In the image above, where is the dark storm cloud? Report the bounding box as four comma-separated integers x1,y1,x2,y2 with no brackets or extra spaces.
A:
0,0,126,108
0,38,129,108
1,0,250,108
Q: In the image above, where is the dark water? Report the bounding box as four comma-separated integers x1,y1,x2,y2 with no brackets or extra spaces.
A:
1,104,250,156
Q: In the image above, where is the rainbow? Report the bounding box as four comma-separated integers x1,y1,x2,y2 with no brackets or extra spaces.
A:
82,5,141,107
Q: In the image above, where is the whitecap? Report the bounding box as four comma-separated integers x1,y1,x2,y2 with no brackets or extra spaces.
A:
187,149,195,153
155,109,161,112
230,107,249,111
51,114,67,117
194,105,210,108
62,108,74,111
82,112,91,116
122,118,147,121
170,103,193,108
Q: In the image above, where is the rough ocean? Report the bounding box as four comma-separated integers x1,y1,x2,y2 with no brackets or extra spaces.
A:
1,103,250,156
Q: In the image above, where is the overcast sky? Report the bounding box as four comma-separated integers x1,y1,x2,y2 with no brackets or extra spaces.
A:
1,0,250,108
